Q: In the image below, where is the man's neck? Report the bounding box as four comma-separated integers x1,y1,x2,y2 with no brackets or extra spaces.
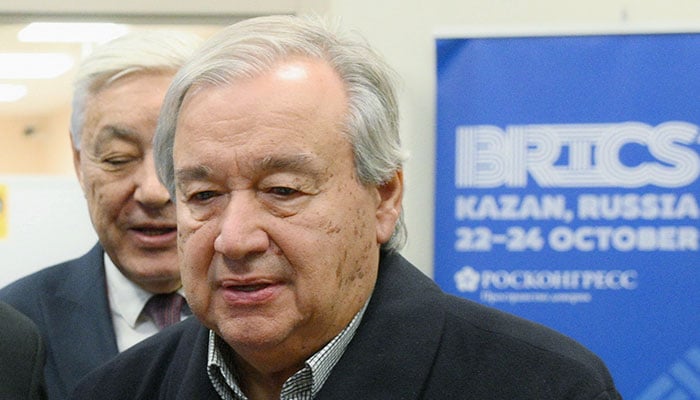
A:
233,352,303,400
208,298,372,399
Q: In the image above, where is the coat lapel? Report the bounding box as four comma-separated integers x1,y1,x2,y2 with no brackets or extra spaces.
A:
173,321,221,400
44,244,119,396
317,252,446,399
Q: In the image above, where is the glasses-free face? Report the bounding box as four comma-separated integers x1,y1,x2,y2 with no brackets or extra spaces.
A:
73,72,179,294
173,58,402,377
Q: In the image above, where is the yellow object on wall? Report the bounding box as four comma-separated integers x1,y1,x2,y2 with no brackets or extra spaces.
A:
0,184,6,239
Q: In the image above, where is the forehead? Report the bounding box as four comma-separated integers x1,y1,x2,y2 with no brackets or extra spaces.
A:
82,72,172,145
173,58,350,167
88,71,172,111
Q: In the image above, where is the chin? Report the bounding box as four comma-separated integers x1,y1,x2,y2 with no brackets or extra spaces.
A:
215,317,288,350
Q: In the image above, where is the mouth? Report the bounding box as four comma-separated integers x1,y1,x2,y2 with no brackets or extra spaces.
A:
133,227,177,236
128,224,177,247
230,283,270,292
220,280,281,305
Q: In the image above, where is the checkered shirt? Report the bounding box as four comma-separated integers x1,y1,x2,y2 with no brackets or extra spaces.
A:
207,300,369,399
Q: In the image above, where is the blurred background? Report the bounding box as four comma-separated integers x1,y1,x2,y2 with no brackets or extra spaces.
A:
4,0,700,279
2,3,700,398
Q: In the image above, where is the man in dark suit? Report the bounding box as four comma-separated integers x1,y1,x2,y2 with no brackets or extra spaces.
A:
0,301,46,400
0,31,202,400
72,16,622,399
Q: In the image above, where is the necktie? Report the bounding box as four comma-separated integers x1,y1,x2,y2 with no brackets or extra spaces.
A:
143,292,186,330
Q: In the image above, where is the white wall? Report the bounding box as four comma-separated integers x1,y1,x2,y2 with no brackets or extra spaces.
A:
0,176,97,287
5,0,700,278
0,0,298,16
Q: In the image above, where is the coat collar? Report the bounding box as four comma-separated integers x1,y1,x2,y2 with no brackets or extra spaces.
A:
168,252,446,400
47,243,119,396
317,251,446,399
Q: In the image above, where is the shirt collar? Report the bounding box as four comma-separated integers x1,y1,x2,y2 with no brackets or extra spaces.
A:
207,298,370,399
104,253,153,328
104,252,186,328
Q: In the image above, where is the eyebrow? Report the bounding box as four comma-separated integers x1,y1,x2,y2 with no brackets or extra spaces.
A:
255,153,317,172
175,165,214,188
92,126,140,153
174,153,323,188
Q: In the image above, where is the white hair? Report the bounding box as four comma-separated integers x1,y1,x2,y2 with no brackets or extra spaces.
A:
70,30,204,149
154,15,408,251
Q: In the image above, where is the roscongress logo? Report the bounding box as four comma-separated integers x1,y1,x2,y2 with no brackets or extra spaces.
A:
455,266,638,292
455,266,481,292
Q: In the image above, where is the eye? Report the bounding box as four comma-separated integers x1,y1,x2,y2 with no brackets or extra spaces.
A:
99,152,139,169
268,187,299,197
190,190,219,202
103,156,134,166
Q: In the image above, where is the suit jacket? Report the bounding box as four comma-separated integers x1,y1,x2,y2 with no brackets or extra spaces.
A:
71,251,621,400
0,301,47,400
0,244,118,400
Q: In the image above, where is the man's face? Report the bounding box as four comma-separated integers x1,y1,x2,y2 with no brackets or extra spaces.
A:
173,58,402,371
73,71,179,294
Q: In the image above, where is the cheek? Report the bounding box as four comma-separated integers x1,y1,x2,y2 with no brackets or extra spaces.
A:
311,200,377,280
339,189,381,265
345,191,379,244
80,170,102,200
313,186,378,250
176,207,201,244
178,221,205,260
177,219,217,276
176,224,191,249
178,223,215,310
84,181,125,222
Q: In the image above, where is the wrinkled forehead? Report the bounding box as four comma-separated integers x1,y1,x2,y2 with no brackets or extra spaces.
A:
179,53,334,105
176,57,347,124
172,64,353,176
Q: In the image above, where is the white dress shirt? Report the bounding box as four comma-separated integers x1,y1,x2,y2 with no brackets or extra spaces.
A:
104,254,186,351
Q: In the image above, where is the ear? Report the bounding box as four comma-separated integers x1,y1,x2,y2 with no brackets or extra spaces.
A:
69,131,86,193
375,170,403,244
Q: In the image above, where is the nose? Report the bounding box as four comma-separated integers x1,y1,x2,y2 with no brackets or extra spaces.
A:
214,192,270,260
133,154,171,208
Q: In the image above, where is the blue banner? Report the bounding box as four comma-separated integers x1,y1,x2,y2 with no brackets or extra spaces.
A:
435,33,700,398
